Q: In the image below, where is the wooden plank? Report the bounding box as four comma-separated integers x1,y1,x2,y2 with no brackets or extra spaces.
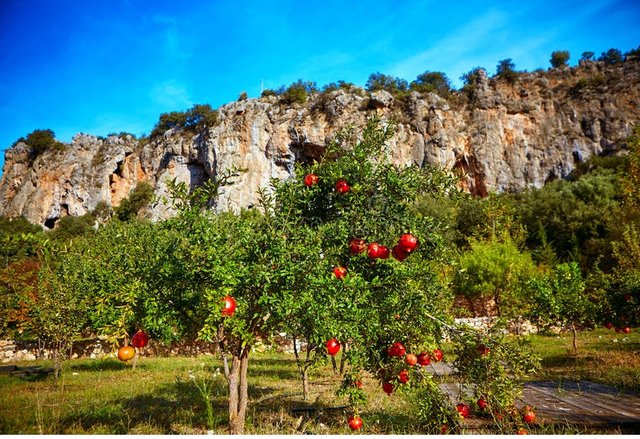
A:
440,380,640,427
524,383,640,425
523,385,606,424
526,381,640,419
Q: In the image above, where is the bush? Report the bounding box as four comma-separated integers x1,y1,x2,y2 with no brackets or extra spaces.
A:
115,181,155,221
365,72,409,94
454,237,537,318
151,104,218,137
410,71,452,97
279,80,317,105
237,91,248,101
14,129,65,159
550,50,570,68
260,88,278,98
50,214,96,242
580,51,595,61
598,48,623,64
513,169,622,271
496,59,519,84
626,45,640,61
0,216,43,263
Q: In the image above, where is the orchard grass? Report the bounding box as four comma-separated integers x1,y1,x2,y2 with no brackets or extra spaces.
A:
526,327,640,393
1,330,638,434
0,351,421,434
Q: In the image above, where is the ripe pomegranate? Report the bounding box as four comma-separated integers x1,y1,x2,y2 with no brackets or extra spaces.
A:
348,415,363,430
387,342,406,357
349,238,366,254
433,348,444,362
333,266,347,280
398,370,410,383
382,381,394,395
304,173,319,187
417,352,431,366
391,244,409,261
117,345,135,362
522,408,536,424
367,242,382,259
477,397,488,410
335,179,350,194
326,338,340,356
131,330,149,348
456,403,470,418
398,233,419,253
405,353,418,366
222,296,237,316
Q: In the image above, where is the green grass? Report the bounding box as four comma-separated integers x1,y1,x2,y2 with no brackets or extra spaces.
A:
526,327,640,393
1,330,638,434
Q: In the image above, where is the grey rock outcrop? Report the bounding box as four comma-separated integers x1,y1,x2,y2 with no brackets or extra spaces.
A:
1,60,639,227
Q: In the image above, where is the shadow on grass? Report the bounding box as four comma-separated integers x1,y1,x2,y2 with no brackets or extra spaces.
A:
67,358,136,372
57,372,292,433
53,355,342,434
58,378,220,433
18,372,53,383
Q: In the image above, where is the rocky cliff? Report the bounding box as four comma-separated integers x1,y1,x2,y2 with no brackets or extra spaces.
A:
2,60,640,228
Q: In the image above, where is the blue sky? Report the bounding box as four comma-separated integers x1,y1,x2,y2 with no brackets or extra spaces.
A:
1,0,639,175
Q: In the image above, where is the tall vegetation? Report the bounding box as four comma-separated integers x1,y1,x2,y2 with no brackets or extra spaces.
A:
13,129,65,160
550,50,570,68
151,104,218,137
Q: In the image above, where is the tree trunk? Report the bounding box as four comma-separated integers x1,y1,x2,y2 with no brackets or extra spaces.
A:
339,342,347,375
571,322,578,354
292,336,310,401
331,355,338,375
227,348,250,434
52,343,61,380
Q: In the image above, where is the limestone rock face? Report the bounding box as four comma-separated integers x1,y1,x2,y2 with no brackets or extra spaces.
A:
1,60,640,227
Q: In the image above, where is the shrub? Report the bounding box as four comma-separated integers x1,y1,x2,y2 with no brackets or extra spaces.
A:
365,72,409,94
454,237,537,318
260,88,278,97
410,71,452,97
626,45,640,61
279,80,317,105
598,48,623,64
50,214,96,242
496,59,519,84
115,181,155,221
151,104,218,137
14,129,65,159
237,91,248,101
580,51,595,61
550,50,570,68
0,216,43,263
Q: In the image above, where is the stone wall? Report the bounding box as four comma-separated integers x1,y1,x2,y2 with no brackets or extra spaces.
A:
1,318,539,363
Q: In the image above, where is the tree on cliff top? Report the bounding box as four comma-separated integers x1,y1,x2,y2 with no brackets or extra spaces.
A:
550,50,570,68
